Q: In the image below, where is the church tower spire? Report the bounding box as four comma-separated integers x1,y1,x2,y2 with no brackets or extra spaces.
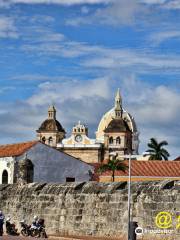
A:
48,105,56,120
114,88,122,118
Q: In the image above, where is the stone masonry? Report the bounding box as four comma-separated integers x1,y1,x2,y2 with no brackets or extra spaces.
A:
0,181,179,239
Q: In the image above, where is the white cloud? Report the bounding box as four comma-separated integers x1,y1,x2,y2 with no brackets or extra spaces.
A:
17,16,65,44
0,0,173,7
149,31,180,45
0,74,179,159
66,0,146,26
0,17,18,38
30,15,55,24
27,77,111,106
65,0,180,28
10,74,64,82
120,75,180,127
19,29,180,74
140,0,167,4
21,38,101,58
120,75,180,158
25,29,65,43
0,76,112,144
0,0,11,8
0,86,15,94
81,47,180,73
95,0,145,26
134,85,180,124
2,0,112,6
164,0,180,9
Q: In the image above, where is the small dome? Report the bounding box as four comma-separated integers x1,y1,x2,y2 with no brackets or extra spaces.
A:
37,119,65,132
104,118,131,133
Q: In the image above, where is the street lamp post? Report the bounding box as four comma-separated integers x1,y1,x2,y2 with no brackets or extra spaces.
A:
118,153,133,240
127,154,131,240
109,152,134,240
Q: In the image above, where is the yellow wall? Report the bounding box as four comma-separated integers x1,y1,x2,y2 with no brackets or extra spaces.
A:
99,176,180,182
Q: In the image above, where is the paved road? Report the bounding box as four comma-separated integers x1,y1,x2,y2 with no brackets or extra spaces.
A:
0,235,126,240
0,237,126,240
0,237,46,239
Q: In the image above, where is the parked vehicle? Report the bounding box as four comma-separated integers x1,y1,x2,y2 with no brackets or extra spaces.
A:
20,218,48,238
31,219,48,238
20,220,32,237
0,211,4,236
6,218,19,236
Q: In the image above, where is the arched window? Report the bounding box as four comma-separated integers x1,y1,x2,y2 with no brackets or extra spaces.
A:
42,137,46,143
109,137,113,145
116,137,121,145
48,137,53,146
2,170,8,184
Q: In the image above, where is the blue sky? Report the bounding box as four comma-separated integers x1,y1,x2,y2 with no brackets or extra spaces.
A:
0,0,179,159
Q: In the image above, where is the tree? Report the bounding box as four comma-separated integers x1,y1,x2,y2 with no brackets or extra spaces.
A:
146,138,170,160
98,154,128,182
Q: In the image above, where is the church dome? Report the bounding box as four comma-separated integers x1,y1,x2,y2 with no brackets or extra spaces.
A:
37,105,65,133
104,118,131,133
37,119,65,132
96,89,138,143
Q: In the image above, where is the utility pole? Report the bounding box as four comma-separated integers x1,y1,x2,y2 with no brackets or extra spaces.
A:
109,152,134,240
127,154,131,240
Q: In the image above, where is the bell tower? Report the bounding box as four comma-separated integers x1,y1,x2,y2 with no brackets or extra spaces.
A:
72,121,88,143
36,105,66,147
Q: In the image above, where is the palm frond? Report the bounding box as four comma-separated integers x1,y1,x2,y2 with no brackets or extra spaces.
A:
150,138,158,146
161,153,169,161
158,141,168,148
146,137,169,161
147,143,158,150
146,149,156,153
161,148,170,157
98,164,110,173
116,164,128,172
97,156,129,181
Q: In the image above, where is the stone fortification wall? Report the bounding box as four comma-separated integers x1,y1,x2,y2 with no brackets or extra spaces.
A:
0,181,179,239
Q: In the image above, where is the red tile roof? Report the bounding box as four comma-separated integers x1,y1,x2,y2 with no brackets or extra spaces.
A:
0,141,38,158
98,160,180,177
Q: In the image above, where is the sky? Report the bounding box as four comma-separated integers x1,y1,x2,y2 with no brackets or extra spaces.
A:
0,0,179,159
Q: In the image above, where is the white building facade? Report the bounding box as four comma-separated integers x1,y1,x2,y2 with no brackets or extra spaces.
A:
0,157,15,184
